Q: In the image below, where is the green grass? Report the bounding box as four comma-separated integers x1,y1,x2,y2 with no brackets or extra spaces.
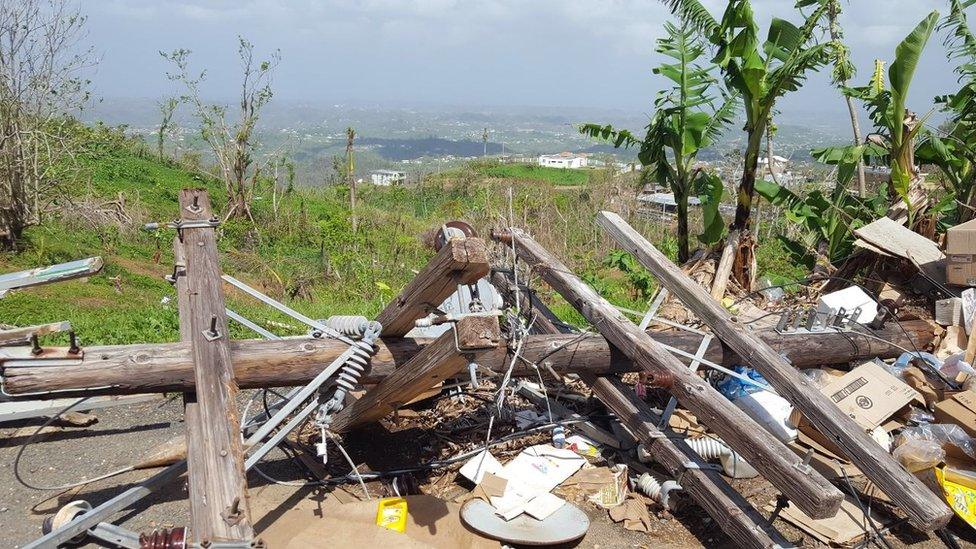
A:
475,163,592,186
0,126,800,347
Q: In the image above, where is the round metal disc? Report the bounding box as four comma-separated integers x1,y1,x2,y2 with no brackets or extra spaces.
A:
434,220,477,251
460,498,589,546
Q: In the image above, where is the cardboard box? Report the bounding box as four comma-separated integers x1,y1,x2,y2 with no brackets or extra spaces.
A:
947,218,976,286
934,390,976,439
790,361,923,455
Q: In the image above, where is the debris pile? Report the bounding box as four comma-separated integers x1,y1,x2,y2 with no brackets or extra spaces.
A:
1,190,975,547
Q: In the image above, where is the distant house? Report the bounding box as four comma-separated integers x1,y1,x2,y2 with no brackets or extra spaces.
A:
758,155,789,177
538,152,588,169
370,169,406,186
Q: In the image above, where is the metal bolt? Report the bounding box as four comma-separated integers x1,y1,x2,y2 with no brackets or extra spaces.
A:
208,315,219,337
68,331,80,355
30,334,42,356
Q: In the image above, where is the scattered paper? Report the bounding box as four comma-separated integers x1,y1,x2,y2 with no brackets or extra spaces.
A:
459,450,503,484
487,444,586,521
565,435,600,457
522,492,566,520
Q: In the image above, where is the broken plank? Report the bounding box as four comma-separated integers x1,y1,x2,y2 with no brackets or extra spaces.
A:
491,227,843,520
329,314,499,432
0,321,936,397
376,237,489,336
175,189,253,543
0,321,71,346
597,210,952,530
854,217,946,288
0,256,103,292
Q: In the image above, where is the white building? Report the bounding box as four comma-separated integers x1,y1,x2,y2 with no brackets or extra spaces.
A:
538,152,588,169
369,169,406,186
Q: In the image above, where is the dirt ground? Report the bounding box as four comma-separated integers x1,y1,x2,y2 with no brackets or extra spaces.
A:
1,395,975,548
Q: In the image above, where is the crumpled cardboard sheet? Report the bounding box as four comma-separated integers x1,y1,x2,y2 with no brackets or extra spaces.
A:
258,493,499,548
608,493,654,533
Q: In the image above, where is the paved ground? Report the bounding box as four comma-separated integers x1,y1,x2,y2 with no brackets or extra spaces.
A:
1,395,974,548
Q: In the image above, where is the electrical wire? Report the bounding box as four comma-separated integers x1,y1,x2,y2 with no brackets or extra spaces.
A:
13,397,137,491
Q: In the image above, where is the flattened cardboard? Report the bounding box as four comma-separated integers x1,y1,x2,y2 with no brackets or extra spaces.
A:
934,390,976,439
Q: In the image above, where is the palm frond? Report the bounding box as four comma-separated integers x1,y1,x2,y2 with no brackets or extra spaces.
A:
578,124,643,149
702,91,740,145
658,0,719,37
765,43,831,101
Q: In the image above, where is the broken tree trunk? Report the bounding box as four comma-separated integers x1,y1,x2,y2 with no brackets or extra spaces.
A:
330,315,500,432
0,322,935,397
711,229,740,301
176,189,253,543
596,210,953,530
491,227,843,520
376,237,489,336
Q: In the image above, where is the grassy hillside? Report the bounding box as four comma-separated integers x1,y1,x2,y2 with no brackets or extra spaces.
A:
0,127,688,346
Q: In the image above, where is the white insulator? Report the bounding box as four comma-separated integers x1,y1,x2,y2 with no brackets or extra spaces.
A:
685,437,759,479
634,473,681,509
684,437,730,460
324,315,370,337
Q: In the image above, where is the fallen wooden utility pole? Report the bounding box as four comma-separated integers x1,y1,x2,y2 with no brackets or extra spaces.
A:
376,236,489,336
175,189,253,543
0,320,934,398
587,375,789,549
500,279,792,548
596,210,953,530
330,314,500,432
0,319,934,398
491,227,843,519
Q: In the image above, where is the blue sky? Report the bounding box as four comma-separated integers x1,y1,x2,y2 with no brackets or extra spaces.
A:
83,0,955,118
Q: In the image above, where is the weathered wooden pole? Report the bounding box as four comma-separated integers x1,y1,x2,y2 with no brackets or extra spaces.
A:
499,278,791,548
330,315,500,432
587,375,790,548
491,227,842,519
0,322,936,397
376,237,489,336
596,210,952,530
175,189,253,543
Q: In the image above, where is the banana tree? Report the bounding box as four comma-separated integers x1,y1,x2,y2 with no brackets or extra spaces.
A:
580,20,736,262
817,11,939,224
916,1,976,221
662,0,831,232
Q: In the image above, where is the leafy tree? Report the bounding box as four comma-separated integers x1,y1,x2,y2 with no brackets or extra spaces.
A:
162,37,280,222
0,0,94,249
917,1,976,221
819,12,939,224
156,97,179,161
662,0,831,232
581,20,736,262
755,178,888,269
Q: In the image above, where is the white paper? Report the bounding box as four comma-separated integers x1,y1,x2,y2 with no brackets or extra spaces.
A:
459,450,503,484
523,492,566,520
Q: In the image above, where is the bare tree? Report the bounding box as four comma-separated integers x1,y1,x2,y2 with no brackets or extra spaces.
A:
156,97,179,161
162,38,280,221
346,127,356,232
0,0,94,249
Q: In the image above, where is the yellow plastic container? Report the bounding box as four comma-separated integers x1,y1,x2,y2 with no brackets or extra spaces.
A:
375,497,408,533
936,464,976,530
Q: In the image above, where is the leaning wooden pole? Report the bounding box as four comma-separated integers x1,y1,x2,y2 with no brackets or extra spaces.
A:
596,210,953,530
501,279,790,548
587,375,790,549
376,236,489,336
491,227,843,520
330,315,500,432
176,189,253,543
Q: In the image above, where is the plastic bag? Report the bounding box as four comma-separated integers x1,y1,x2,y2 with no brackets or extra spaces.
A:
895,423,976,462
717,366,769,400
893,437,945,470
905,406,936,425
942,352,976,379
